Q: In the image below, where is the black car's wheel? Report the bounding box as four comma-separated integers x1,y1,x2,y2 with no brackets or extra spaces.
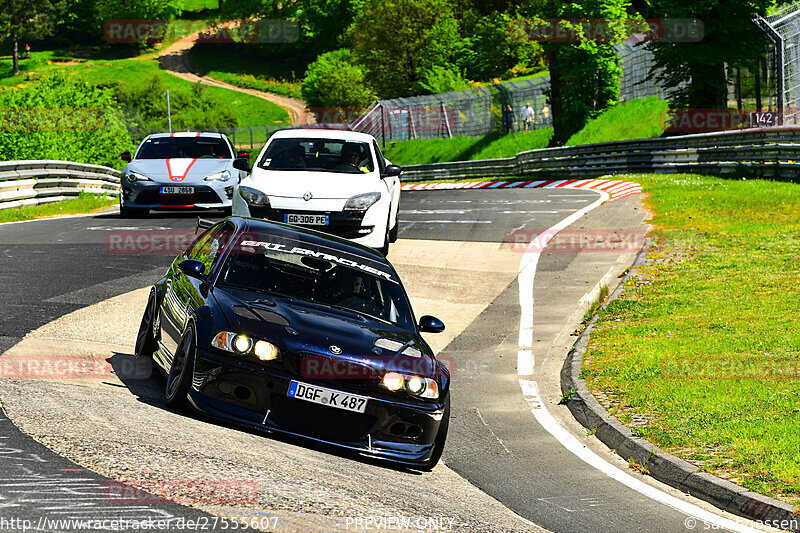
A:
165,325,196,409
134,290,158,360
425,396,450,470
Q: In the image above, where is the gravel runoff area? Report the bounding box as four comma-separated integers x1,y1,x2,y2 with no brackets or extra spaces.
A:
0,239,544,532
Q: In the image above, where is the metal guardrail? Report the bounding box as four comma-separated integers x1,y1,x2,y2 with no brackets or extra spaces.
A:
399,127,800,182
0,160,121,210
3,126,800,211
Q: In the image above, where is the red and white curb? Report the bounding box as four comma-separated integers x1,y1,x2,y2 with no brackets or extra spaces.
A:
401,178,642,201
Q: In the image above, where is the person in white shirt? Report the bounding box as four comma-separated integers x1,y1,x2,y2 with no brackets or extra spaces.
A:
521,103,535,131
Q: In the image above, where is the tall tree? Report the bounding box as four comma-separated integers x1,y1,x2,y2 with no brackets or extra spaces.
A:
528,0,629,144
1,0,64,75
350,0,460,98
647,0,772,109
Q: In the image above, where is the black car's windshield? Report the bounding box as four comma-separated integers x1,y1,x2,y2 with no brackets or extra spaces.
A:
218,235,413,329
258,138,374,174
136,137,232,159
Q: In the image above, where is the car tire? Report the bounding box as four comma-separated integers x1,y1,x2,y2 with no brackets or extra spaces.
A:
165,325,196,410
134,290,158,360
425,396,450,470
389,217,399,243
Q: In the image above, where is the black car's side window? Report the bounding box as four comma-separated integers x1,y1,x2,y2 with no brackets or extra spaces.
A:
188,224,233,274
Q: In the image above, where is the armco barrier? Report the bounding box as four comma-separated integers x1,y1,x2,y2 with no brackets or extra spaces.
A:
0,160,121,209
399,126,800,182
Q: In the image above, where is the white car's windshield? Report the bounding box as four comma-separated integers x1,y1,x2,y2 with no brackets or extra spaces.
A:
136,137,232,160
258,138,374,174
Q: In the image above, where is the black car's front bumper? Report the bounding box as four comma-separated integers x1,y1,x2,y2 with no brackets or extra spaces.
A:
188,348,447,465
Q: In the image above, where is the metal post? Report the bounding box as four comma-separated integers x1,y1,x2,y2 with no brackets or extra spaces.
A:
379,104,386,148
248,126,254,149
441,103,452,139
165,90,172,133
755,15,784,124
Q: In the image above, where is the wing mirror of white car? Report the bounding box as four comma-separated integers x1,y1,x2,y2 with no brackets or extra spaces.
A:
233,158,252,173
382,164,402,178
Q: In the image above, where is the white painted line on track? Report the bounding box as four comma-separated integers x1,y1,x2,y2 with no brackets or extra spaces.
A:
515,190,760,533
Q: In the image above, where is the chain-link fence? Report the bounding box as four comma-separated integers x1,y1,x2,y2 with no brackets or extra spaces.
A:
757,3,800,124
351,41,675,144
350,76,553,145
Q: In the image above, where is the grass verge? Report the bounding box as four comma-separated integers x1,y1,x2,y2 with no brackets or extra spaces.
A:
582,173,800,504
0,192,117,223
384,129,553,166
566,97,668,146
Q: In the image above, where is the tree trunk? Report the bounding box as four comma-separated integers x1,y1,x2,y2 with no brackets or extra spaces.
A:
12,28,19,76
546,48,566,146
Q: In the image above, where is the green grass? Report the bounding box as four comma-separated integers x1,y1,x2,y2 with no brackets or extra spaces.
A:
188,44,304,100
384,129,553,166
0,53,290,130
178,0,219,11
583,173,800,504
0,192,117,223
566,96,668,146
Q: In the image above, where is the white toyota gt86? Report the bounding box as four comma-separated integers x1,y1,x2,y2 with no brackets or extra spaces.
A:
231,129,402,255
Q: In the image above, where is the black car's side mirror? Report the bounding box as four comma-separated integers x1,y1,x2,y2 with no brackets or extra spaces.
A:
382,164,402,178
418,315,445,333
178,259,206,280
233,158,252,172
121,151,132,162
237,150,251,159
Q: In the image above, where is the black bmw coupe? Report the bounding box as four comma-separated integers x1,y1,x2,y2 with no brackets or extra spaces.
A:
135,216,450,468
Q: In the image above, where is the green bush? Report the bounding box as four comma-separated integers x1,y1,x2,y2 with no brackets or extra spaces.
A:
0,73,133,168
415,66,470,94
302,49,375,110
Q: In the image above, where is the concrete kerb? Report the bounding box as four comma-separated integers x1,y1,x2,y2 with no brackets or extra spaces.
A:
560,243,799,529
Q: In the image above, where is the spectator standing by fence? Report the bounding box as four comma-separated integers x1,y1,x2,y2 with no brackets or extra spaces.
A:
503,105,515,133
521,102,534,131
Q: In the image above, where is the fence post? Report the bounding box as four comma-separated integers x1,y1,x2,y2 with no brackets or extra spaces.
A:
380,104,386,148
248,126,254,149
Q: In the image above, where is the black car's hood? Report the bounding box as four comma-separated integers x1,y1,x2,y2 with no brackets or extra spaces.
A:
212,287,436,377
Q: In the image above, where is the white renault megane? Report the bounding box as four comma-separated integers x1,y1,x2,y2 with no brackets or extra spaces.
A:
231,129,402,255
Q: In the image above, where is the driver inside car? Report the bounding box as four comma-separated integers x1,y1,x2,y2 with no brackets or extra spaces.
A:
337,274,382,317
334,143,363,173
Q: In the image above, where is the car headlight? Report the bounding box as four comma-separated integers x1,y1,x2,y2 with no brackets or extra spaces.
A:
124,171,151,183
380,372,439,399
238,186,270,207
205,170,232,182
344,192,381,211
212,331,280,361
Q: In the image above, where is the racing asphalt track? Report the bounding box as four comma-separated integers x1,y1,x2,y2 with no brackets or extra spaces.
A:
0,188,757,532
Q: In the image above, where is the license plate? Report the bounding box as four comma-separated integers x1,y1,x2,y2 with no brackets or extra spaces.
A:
160,186,194,195
287,381,368,413
285,213,328,225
